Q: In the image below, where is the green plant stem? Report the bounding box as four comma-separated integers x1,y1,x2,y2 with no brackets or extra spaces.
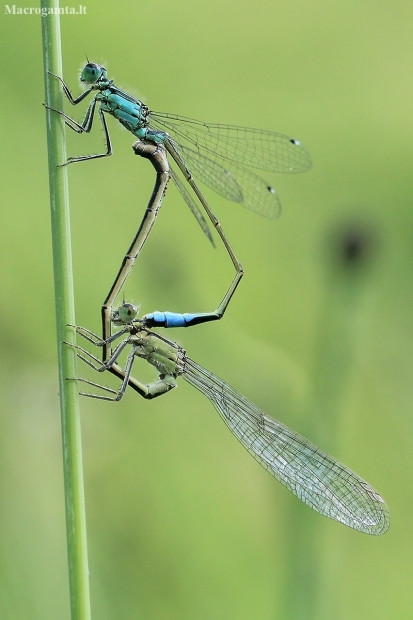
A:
41,3,91,619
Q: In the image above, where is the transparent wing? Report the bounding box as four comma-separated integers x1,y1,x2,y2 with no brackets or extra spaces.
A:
149,112,312,173
175,143,281,218
171,141,243,203
169,167,215,246
183,358,389,535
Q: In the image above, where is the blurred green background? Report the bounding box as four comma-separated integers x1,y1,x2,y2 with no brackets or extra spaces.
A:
1,0,413,618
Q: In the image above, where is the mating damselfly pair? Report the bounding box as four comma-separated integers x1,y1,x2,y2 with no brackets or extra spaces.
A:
47,62,389,535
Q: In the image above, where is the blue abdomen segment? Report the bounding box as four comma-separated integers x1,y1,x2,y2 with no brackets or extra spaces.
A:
144,311,220,328
134,128,167,144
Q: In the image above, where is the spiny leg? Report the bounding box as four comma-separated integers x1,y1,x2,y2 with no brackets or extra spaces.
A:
43,97,97,134
69,323,130,348
44,84,112,164
65,334,136,400
76,347,137,401
67,377,121,401
65,109,112,164
65,337,131,373
48,71,94,105
66,338,177,400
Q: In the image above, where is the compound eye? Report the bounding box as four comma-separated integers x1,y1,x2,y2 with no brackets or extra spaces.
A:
118,303,139,323
81,63,103,84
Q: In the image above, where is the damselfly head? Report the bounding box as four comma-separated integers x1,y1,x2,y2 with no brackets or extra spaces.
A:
113,303,140,325
80,62,107,85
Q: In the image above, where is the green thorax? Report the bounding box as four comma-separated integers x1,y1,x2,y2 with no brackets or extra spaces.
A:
133,331,183,377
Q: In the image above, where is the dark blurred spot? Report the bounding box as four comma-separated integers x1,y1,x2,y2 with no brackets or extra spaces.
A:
342,231,365,264
327,218,380,272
